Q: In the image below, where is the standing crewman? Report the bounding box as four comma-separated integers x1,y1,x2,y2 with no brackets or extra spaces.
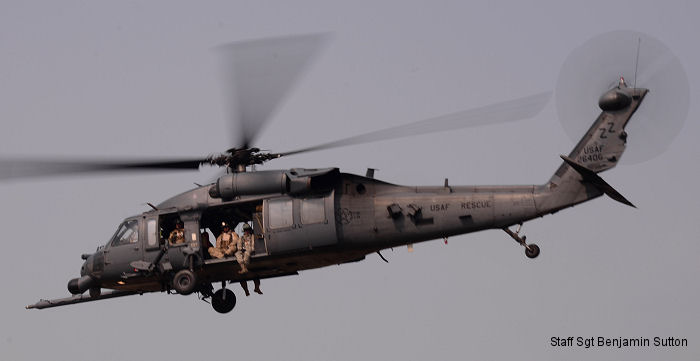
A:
237,223,262,295
208,222,238,259
168,219,186,245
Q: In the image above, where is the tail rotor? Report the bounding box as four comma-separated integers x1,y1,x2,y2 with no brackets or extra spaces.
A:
556,30,689,164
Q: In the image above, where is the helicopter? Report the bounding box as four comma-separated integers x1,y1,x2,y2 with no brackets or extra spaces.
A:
10,32,684,314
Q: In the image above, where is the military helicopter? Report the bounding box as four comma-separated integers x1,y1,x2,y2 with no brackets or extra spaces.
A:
10,32,687,313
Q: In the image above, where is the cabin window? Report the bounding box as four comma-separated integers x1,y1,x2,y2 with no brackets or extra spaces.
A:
147,219,157,248
301,198,325,224
269,199,293,229
110,220,139,247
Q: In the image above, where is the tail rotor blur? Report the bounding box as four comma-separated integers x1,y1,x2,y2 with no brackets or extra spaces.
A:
556,30,689,164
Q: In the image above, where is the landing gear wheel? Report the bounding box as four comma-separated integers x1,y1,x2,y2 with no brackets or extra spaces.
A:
89,287,101,298
525,244,540,259
172,269,197,295
212,289,236,314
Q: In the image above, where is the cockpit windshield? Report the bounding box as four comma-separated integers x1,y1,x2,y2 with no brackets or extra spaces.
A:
108,219,139,247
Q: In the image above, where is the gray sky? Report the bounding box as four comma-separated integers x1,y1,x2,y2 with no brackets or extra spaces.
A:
1,1,698,360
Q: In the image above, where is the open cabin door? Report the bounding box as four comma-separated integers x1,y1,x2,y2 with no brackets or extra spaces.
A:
151,211,200,272
263,191,337,254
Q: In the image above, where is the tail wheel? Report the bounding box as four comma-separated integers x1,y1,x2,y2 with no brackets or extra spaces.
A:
212,289,236,314
525,244,540,259
172,269,197,295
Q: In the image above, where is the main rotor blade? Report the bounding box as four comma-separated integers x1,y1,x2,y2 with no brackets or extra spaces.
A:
281,91,551,156
216,33,331,148
0,157,204,180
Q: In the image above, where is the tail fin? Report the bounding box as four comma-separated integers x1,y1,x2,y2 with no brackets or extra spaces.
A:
559,155,635,207
537,78,648,213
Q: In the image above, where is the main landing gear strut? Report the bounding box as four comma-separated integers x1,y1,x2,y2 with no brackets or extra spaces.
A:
503,223,540,259
198,281,240,314
211,281,237,314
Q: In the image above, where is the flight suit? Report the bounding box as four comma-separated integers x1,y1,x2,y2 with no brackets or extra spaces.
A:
208,230,238,259
168,228,185,245
235,232,254,273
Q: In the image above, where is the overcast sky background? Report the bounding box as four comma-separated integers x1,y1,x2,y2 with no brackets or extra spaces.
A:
1,1,699,360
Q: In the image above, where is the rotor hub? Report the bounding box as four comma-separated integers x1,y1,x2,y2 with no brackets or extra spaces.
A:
204,148,282,169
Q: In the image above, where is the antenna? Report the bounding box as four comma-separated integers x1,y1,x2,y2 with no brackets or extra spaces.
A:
633,37,641,89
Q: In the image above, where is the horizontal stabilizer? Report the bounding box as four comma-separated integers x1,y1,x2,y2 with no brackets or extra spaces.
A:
560,155,635,208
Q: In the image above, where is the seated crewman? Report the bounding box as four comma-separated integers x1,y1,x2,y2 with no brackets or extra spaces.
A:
208,221,238,259
235,223,254,273
168,219,186,245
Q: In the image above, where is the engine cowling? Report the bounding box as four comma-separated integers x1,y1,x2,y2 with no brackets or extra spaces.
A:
208,168,339,199
209,170,288,199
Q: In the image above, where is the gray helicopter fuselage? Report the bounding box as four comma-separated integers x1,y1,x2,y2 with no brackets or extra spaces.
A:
86,169,577,294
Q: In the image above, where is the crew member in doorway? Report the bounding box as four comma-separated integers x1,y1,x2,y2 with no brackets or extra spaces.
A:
208,222,238,259
168,219,186,245
235,223,254,273
236,223,262,294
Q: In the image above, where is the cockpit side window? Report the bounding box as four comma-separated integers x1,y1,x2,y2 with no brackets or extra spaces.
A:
110,220,139,247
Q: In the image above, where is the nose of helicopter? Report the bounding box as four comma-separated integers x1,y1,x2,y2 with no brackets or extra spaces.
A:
79,254,92,277
68,254,98,295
